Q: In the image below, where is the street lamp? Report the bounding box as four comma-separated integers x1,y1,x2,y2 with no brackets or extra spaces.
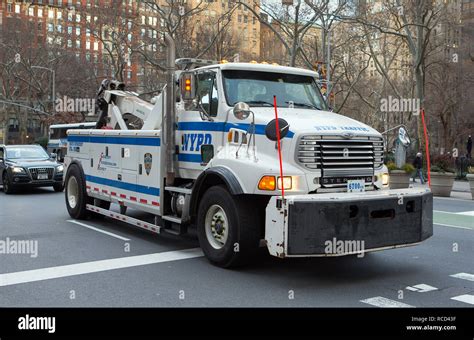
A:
31,66,56,114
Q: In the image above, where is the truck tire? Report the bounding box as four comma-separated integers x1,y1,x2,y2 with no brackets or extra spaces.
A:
2,172,15,194
197,185,261,268
65,164,90,220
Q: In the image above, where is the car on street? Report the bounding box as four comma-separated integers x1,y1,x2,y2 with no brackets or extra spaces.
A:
0,144,64,194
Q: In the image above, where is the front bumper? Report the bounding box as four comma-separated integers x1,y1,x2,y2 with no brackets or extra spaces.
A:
264,188,433,258
9,173,63,187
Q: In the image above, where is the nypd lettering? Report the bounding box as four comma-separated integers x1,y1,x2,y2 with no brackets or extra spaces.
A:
181,133,212,152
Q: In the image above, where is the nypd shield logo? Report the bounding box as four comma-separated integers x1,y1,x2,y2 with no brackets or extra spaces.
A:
144,153,153,175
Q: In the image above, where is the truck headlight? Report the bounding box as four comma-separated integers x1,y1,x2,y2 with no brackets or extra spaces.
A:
382,173,389,186
258,176,292,191
56,165,64,173
277,176,292,190
12,167,26,174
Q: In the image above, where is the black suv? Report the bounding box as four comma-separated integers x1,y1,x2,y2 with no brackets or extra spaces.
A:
0,145,64,194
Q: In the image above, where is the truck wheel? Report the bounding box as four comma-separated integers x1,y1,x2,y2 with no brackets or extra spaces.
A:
53,183,64,192
2,172,15,194
197,185,261,268
65,164,90,220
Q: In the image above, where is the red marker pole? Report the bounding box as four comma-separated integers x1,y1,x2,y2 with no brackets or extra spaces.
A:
273,95,285,198
421,108,431,187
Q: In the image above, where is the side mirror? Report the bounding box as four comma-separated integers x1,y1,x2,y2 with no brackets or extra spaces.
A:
201,144,214,165
233,102,251,120
50,153,57,160
265,118,290,141
180,72,196,100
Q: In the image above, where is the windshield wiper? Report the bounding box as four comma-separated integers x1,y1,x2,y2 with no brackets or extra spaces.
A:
246,100,274,107
286,101,322,110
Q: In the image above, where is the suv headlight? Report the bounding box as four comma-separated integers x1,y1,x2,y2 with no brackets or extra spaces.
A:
56,165,64,173
12,167,26,174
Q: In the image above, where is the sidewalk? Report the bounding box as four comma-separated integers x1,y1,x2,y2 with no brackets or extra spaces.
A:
410,180,472,200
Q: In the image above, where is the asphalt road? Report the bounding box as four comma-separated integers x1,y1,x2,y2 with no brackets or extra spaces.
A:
0,186,473,307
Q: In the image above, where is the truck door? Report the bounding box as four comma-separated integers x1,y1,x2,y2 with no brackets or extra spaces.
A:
176,69,224,178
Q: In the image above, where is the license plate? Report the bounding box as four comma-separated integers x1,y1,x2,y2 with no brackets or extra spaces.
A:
38,173,48,180
347,179,365,193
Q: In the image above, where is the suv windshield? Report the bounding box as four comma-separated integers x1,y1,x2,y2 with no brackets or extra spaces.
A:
222,70,328,111
6,146,49,160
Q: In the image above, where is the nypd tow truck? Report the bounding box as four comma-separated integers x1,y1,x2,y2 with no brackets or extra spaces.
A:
63,35,433,268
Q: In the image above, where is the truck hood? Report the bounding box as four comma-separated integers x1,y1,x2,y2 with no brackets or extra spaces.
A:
248,108,381,138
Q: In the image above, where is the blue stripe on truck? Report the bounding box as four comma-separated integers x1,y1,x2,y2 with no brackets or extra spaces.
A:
177,121,294,138
178,153,202,163
85,175,160,196
68,135,161,146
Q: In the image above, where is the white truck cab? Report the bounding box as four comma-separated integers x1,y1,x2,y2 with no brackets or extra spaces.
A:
63,36,433,268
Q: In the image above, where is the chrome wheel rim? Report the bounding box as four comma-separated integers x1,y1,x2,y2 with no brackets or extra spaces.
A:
204,204,229,249
67,176,79,209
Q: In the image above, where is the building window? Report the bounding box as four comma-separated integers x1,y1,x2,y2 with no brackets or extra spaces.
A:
29,7,34,16
15,4,20,13
48,23,54,32
8,118,19,132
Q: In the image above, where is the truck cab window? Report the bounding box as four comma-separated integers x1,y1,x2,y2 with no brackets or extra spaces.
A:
196,72,218,117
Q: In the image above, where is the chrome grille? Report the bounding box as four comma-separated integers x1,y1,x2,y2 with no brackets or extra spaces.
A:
297,135,384,185
29,167,54,180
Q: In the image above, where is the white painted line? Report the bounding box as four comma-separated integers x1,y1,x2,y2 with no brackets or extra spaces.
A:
450,272,474,282
451,294,474,305
434,197,473,202
67,220,130,241
0,248,204,287
456,211,474,216
434,210,474,216
405,284,437,293
360,297,415,308
434,223,472,231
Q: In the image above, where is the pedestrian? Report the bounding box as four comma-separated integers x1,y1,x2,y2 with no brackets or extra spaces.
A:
467,135,472,159
412,152,424,184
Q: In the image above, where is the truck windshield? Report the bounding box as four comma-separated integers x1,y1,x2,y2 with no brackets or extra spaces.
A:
50,128,68,139
222,70,328,111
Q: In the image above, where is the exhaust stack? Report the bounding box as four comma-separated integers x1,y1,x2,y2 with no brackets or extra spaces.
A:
163,33,176,186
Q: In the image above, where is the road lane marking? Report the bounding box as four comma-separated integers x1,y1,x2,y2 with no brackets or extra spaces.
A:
450,272,474,282
434,197,473,202
67,220,131,241
433,211,474,230
0,248,204,287
360,297,415,308
451,294,474,305
405,284,437,292
434,223,472,230
456,211,474,216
